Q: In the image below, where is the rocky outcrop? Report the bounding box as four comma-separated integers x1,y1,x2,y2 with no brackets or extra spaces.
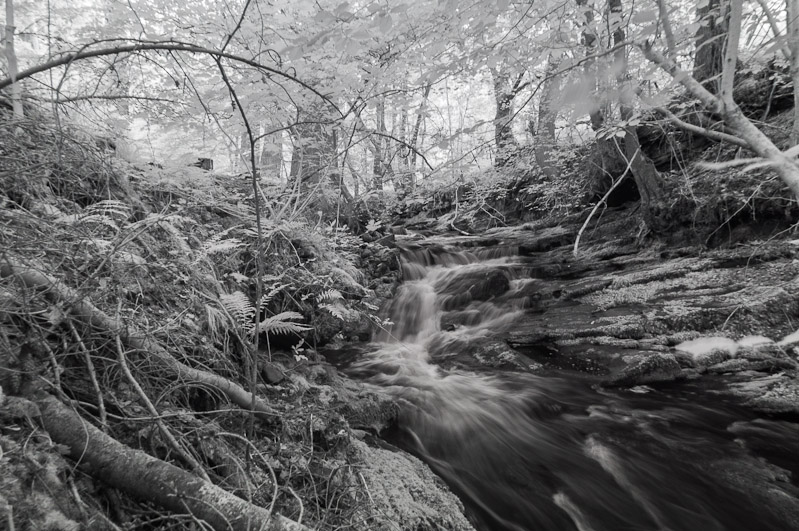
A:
347,439,475,531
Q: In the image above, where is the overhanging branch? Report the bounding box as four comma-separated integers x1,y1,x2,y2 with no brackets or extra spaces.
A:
0,40,342,117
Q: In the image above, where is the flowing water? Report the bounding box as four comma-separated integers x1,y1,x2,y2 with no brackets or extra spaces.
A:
340,239,799,531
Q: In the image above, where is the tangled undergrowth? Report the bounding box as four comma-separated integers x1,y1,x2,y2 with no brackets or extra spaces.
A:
0,108,456,531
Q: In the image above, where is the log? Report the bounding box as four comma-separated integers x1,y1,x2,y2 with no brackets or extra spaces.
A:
0,259,276,417
36,395,308,531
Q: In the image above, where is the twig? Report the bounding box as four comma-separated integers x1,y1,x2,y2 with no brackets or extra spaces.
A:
5,505,14,531
40,339,62,391
68,321,107,432
114,333,211,482
288,486,304,525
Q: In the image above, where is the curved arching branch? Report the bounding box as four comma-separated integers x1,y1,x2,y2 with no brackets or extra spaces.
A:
0,40,343,117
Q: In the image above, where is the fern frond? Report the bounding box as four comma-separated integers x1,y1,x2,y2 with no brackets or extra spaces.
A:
84,200,131,222
258,311,311,335
319,302,345,320
220,291,255,331
317,289,343,302
205,238,243,255
204,303,228,343
195,227,244,263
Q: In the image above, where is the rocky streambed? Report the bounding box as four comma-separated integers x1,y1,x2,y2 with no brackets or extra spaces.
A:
330,208,799,530
408,210,799,415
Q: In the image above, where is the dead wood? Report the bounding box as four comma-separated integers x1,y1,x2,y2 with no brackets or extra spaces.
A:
0,259,276,417
36,394,308,531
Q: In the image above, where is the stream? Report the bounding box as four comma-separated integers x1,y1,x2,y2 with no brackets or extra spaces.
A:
337,237,799,531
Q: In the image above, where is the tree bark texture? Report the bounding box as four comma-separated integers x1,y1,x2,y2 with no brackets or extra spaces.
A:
491,68,523,167
576,0,604,131
694,0,726,94
36,394,308,531
532,56,561,179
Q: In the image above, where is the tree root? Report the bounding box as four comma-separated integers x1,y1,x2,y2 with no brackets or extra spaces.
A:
35,394,309,531
0,259,276,418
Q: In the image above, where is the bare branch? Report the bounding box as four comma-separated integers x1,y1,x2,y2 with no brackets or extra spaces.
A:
0,40,341,117
754,0,792,59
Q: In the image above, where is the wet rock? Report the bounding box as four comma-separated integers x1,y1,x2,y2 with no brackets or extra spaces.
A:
673,348,730,371
347,438,475,531
606,352,682,386
375,233,397,248
738,343,789,361
708,359,751,373
440,310,483,330
259,361,285,384
727,373,799,414
338,382,399,432
437,270,510,310
517,226,574,254
674,336,738,359
703,457,799,530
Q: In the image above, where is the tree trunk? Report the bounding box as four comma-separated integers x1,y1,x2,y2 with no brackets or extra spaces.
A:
491,68,522,166
576,0,604,130
642,44,799,200
532,56,561,179
372,98,386,190
289,119,335,186
4,0,24,118
409,84,431,188
786,0,799,143
694,0,726,94
36,394,308,531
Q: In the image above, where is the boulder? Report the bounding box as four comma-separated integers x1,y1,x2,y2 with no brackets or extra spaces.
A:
607,352,683,386
347,438,476,531
437,269,510,310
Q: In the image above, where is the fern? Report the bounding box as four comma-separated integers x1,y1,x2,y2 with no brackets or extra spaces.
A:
84,200,131,223
205,238,243,255
317,289,343,302
195,227,244,264
258,311,311,335
319,303,346,320
204,303,228,343
220,291,255,332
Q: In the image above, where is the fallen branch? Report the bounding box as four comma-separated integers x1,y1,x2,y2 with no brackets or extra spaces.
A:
0,259,276,418
36,394,308,531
